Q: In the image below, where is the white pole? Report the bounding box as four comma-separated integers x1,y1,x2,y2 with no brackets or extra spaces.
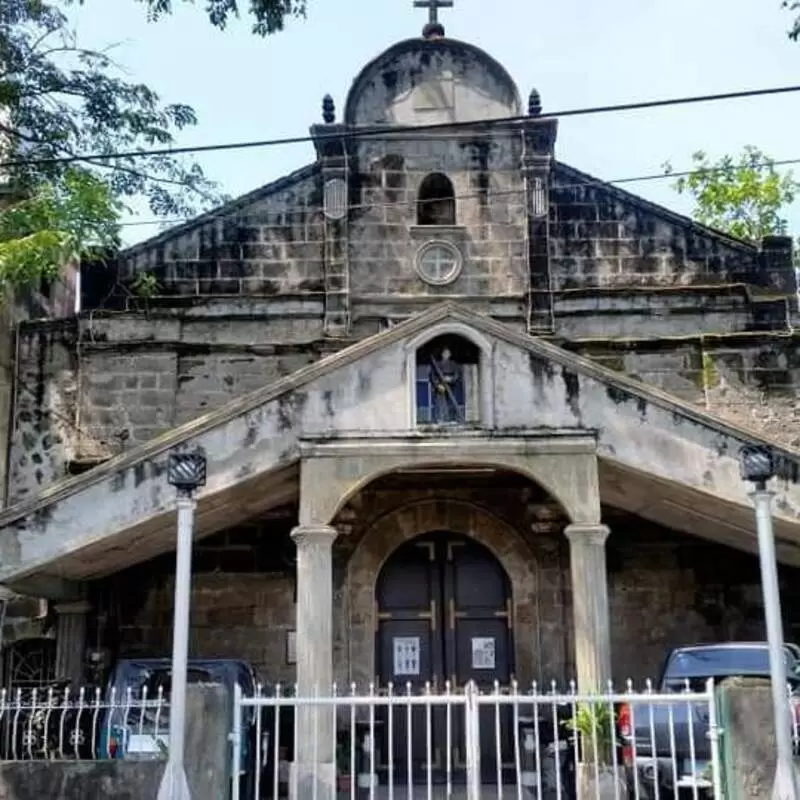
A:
751,488,799,800
157,493,196,800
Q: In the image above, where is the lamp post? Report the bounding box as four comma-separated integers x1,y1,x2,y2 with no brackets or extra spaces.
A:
740,445,799,800
157,451,207,800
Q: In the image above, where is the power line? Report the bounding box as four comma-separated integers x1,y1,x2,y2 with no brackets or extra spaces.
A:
110,155,800,230
2,83,800,169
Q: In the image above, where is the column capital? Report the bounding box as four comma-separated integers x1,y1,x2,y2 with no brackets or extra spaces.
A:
564,523,610,546
291,524,338,549
53,600,92,616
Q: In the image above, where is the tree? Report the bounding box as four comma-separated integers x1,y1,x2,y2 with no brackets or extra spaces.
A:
784,1,800,40
664,147,798,242
0,168,120,292
130,0,307,36
0,0,225,293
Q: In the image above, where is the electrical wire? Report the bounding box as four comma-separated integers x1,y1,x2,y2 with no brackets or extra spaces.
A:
2,82,800,169
108,155,800,230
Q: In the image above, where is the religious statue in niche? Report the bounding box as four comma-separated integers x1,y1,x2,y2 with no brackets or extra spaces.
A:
415,334,479,425
429,347,463,423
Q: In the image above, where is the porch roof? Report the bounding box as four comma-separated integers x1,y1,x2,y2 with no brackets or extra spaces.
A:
2,302,800,596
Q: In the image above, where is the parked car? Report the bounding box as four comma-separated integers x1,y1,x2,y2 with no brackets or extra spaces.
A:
97,658,261,795
619,642,800,799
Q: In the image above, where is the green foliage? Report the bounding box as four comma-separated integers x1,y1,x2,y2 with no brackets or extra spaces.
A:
0,167,120,291
70,0,307,36
2,0,225,216
131,271,160,298
664,147,798,243
563,702,616,766
0,0,228,294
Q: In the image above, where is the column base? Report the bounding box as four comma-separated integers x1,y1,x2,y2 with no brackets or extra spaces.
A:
290,760,335,800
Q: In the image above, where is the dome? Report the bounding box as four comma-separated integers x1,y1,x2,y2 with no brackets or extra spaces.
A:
344,36,522,127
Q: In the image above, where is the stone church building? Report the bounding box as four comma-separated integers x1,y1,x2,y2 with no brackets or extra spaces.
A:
1,8,800,715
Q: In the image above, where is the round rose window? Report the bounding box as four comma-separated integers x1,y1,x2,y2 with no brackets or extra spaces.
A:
416,241,463,286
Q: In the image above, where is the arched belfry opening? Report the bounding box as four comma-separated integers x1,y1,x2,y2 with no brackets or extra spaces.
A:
417,173,456,226
415,334,480,425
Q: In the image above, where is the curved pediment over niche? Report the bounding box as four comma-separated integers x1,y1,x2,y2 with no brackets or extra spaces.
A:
344,37,522,126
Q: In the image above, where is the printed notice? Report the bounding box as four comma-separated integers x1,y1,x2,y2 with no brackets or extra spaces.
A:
471,637,496,670
393,637,421,676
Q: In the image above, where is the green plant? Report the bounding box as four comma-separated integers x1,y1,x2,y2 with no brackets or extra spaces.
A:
563,702,617,767
131,271,160,299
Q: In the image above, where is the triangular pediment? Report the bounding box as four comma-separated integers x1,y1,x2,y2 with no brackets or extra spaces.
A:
3,302,800,588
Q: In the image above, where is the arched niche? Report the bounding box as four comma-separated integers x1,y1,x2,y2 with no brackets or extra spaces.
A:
404,322,495,429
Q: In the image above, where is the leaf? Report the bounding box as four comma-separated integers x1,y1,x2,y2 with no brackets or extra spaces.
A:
0,167,120,291
0,0,234,293
670,146,797,242
1,0,226,219
67,0,308,36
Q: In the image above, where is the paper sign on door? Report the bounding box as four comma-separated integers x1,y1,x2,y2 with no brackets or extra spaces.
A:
471,637,496,670
393,637,421,676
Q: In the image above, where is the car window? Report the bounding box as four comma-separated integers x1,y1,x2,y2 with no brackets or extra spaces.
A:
665,647,792,679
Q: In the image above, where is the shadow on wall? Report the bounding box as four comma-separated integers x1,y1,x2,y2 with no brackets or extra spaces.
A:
0,761,164,800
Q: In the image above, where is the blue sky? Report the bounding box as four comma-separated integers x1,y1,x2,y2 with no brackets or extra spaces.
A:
67,0,800,246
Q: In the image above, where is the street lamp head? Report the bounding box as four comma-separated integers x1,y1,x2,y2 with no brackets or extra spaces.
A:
739,444,775,487
167,451,207,494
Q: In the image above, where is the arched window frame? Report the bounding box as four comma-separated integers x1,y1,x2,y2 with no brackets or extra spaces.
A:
404,323,495,429
416,173,457,226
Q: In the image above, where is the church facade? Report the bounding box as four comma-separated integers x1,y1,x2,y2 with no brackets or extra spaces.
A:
1,10,800,714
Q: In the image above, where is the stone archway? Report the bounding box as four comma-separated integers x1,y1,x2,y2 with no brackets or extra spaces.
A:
343,498,541,688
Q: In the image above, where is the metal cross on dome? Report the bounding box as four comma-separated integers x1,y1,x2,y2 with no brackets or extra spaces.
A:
414,0,453,25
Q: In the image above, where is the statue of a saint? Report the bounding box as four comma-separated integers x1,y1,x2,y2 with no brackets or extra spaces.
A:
429,347,463,423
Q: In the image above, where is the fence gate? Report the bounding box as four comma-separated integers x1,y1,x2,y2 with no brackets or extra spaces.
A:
230,680,724,800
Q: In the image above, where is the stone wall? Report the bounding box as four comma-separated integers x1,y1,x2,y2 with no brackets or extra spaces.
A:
117,165,324,298
10,307,800,503
7,324,81,502
103,518,298,685
576,336,800,449
550,164,761,293
6,147,798,502
112,570,296,685
94,495,800,689
347,135,527,300
6,313,325,502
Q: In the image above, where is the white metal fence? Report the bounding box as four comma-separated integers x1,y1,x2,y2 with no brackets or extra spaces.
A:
0,686,169,760
2,678,797,800
231,679,731,800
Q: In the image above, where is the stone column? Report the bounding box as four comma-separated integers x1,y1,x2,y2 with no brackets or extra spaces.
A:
54,600,91,686
564,523,612,691
290,523,338,798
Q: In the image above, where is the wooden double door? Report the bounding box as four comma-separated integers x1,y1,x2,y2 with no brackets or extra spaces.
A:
375,532,515,784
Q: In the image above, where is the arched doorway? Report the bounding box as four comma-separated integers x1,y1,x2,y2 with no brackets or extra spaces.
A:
375,531,514,784
376,531,513,690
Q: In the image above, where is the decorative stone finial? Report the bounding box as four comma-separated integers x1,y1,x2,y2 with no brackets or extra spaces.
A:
422,21,446,39
322,94,336,124
528,88,542,117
